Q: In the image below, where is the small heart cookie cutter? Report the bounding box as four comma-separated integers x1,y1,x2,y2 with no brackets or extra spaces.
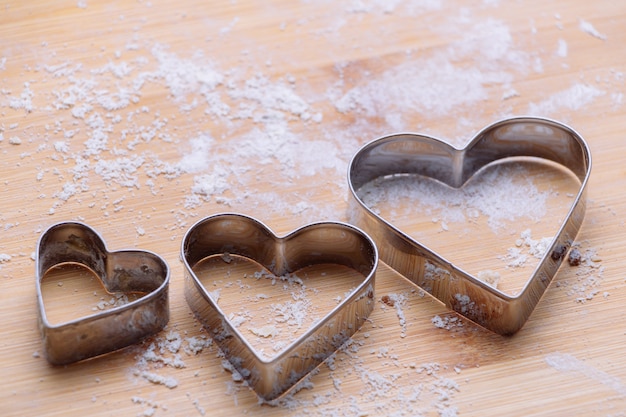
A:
181,213,377,401
348,116,591,335
36,222,170,365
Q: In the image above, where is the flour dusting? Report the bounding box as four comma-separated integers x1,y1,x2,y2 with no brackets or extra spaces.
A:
545,352,626,395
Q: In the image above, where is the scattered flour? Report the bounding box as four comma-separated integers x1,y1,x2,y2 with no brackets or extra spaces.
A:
249,325,279,338
578,19,607,41
139,371,179,389
381,293,408,337
528,83,605,114
501,229,553,268
92,293,132,312
7,39,345,214
270,297,312,329
129,331,213,391
331,18,529,134
545,352,626,395
359,163,552,233
476,270,501,288
270,337,461,416
432,314,464,331
554,241,605,303
131,396,165,417
556,39,568,58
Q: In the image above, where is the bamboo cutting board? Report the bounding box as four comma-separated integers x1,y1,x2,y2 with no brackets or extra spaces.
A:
2,1,626,416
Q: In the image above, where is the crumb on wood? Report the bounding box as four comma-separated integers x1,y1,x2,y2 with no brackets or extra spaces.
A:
381,295,394,307
568,248,582,266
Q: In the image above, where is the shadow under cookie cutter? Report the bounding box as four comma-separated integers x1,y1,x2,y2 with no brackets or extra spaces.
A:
348,116,591,335
36,222,170,365
181,213,377,401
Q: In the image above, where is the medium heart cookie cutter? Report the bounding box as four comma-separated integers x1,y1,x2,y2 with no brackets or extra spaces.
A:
181,213,377,401
348,116,591,335
36,222,170,365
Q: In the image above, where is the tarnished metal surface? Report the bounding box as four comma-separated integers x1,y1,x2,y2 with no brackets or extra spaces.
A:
36,222,170,365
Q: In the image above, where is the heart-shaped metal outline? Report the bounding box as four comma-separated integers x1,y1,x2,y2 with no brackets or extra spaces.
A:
348,116,591,335
181,213,377,401
36,222,170,365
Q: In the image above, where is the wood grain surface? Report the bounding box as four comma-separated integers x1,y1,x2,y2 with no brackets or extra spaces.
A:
2,1,625,416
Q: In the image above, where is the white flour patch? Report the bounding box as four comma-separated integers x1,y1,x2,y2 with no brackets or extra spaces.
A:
528,83,605,114
175,134,214,174
358,163,551,233
545,352,626,396
332,18,530,134
182,116,347,212
150,44,224,106
501,229,553,268
556,39,568,58
345,0,443,15
227,74,311,121
578,19,607,41
334,56,495,119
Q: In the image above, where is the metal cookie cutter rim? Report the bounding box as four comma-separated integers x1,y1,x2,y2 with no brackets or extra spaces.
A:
36,221,170,365
181,212,378,401
347,116,591,335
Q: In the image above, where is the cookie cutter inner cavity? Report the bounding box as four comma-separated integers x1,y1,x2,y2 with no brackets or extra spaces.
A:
36,222,170,365
348,116,591,335
182,213,377,401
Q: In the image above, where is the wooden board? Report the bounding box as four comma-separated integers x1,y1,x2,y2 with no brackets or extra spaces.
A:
2,1,625,415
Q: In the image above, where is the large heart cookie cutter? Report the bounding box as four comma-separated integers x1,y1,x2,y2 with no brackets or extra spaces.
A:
181,213,377,401
348,116,591,335
36,222,170,365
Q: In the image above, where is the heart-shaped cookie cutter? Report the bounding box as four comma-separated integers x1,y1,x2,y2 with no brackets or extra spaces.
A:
36,222,170,365
348,116,591,335
181,213,377,401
